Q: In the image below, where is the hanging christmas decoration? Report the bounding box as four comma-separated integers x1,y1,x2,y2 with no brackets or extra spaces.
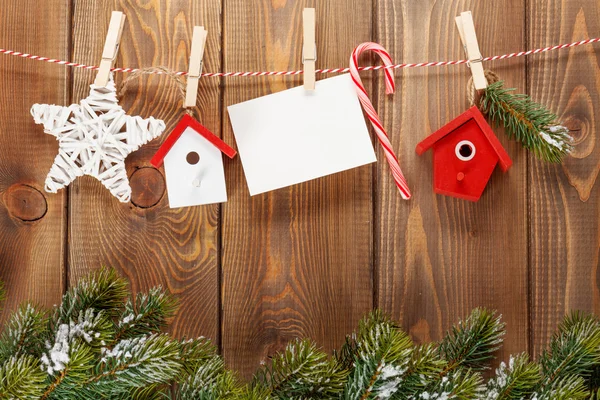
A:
29,12,166,203
417,12,574,202
416,106,512,201
151,113,237,208
477,72,572,163
454,12,572,164
14,8,593,203
115,65,237,208
145,27,238,209
30,75,166,203
349,42,411,200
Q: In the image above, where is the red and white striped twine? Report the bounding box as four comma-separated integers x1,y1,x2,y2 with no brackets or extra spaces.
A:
350,42,411,200
0,38,598,77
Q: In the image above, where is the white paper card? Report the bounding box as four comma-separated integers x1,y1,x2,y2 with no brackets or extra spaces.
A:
227,74,377,195
163,127,228,208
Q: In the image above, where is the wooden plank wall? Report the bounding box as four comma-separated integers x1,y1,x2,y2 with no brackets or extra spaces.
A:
528,0,600,355
0,0,598,380
375,0,528,364
0,0,69,316
221,0,374,377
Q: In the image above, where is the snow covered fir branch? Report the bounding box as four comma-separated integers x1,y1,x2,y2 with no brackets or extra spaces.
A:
480,81,573,163
0,269,600,399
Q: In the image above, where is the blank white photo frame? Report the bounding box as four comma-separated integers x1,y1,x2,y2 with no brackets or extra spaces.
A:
228,74,377,195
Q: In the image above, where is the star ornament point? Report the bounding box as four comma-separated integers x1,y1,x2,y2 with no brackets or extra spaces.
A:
30,75,166,202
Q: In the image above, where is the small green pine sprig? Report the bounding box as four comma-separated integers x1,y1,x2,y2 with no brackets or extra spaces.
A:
0,304,47,362
53,268,129,327
439,307,505,372
115,286,178,342
482,353,541,399
480,81,573,163
422,369,485,400
254,338,348,399
83,334,182,397
0,355,47,400
344,311,414,399
177,356,243,400
535,312,600,399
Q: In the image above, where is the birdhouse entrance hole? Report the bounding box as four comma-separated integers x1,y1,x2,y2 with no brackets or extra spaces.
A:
186,151,200,165
455,140,475,161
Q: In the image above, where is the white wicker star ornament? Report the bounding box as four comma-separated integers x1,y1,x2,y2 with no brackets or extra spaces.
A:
30,75,166,202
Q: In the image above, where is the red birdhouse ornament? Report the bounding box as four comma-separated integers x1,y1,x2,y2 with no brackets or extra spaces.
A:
416,106,512,201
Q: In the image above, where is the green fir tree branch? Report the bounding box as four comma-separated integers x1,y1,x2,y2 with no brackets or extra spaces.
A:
0,304,47,362
114,286,178,342
256,338,349,399
343,311,413,400
538,311,600,395
54,267,128,326
81,334,182,397
480,81,573,163
483,353,541,399
439,308,505,372
0,355,46,400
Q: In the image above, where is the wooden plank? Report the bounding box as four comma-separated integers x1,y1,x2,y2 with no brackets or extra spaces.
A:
528,0,600,355
68,0,222,341
375,1,529,363
222,0,373,378
0,0,70,321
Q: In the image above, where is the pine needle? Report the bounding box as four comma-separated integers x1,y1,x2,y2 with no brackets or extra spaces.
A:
484,353,541,399
115,286,178,342
0,355,46,399
439,308,505,372
480,81,573,163
0,304,47,362
255,338,349,399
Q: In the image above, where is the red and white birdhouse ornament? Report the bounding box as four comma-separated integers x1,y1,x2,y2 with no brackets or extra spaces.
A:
416,106,512,201
151,115,237,208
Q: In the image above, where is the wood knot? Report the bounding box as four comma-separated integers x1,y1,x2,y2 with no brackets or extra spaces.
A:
130,167,165,208
409,319,432,343
3,184,47,221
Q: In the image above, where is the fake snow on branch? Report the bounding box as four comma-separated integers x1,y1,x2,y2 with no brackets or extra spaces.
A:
41,309,104,375
480,81,573,163
1,269,600,398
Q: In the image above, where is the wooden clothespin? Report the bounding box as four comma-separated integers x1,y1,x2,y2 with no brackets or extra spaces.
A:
302,8,316,90
184,26,208,108
95,11,126,87
455,11,487,90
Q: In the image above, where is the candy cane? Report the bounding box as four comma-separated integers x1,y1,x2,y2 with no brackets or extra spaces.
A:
349,42,411,200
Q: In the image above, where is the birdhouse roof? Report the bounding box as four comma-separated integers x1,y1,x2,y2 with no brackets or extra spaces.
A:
415,106,512,172
151,114,237,168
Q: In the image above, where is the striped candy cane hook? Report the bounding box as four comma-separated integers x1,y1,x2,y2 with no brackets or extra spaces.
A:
349,42,411,200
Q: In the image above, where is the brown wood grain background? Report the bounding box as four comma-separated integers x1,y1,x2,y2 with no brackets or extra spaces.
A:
0,0,598,379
